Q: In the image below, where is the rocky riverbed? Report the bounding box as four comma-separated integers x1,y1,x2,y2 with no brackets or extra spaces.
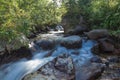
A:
0,29,120,80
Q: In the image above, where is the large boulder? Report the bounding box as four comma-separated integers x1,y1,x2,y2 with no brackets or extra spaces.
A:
67,25,89,35
98,56,120,80
114,48,120,55
91,44,100,54
23,54,75,80
0,46,4,53
98,68,120,80
68,25,89,35
85,29,109,40
44,49,55,57
60,36,82,49
61,17,71,34
91,38,115,54
75,63,104,80
90,56,102,63
107,56,120,63
0,35,29,53
36,40,55,50
0,47,32,66
99,41,115,53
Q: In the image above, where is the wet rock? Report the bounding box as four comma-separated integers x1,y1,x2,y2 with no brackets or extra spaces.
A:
29,41,39,52
91,41,115,54
0,47,4,53
104,61,109,67
27,33,37,39
0,47,32,66
75,63,104,80
60,36,82,49
54,54,74,73
23,54,75,80
0,35,29,53
85,29,109,40
98,37,114,44
90,56,102,63
55,25,64,31
98,67,120,80
97,36,120,55
91,44,100,54
99,41,115,53
68,25,89,35
37,40,55,50
12,47,32,58
44,49,55,57
114,48,120,55
107,56,120,63
96,56,120,80
71,51,80,55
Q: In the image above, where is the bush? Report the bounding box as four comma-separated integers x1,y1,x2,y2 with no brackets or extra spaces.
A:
0,0,66,51
63,0,120,35
80,0,120,35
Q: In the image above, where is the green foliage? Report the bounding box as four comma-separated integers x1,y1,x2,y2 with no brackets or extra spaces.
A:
63,0,81,26
0,0,30,42
87,0,120,30
63,0,120,35
0,0,66,50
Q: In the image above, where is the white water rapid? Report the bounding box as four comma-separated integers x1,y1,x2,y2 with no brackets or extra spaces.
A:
0,31,96,80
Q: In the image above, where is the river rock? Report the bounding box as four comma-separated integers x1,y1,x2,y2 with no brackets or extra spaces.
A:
60,35,82,49
114,48,120,55
90,56,102,63
98,68,120,80
98,61,120,80
107,56,120,63
37,40,55,50
27,32,37,39
99,41,115,53
44,49,55,57
91,44,100,54
92,41,115,54
0,47,4,53
23,53,75,80
0,35,29,53
75,63,104,80
29,41,39,52
0,47,32,66
68,25,89,35
85,29,109,40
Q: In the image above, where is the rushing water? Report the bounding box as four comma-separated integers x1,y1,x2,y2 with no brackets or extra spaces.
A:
0,31,96,80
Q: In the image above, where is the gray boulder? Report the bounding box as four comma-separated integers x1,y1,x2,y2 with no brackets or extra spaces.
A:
68,25,89,35
92,41,115,54
90,56,102,63
37,40,55,50
75,63,104,80
98,56,120,80
99,41,115,53
85,29,109,40
23,54,75,80
60,36,82,49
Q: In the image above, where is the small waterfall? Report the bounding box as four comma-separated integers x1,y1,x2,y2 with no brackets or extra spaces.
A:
0,32,96,80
